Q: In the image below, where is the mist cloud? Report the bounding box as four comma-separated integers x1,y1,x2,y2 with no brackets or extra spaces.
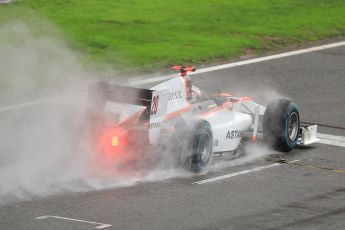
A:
0,19,281,206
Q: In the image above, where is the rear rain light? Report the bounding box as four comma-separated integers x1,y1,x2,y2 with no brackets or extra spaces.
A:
97,128,126,156
111,136,119,146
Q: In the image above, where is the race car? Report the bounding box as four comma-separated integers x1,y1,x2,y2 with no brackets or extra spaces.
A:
86,66,319,171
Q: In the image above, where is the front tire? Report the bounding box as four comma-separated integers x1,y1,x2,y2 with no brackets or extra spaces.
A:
263,99,300,152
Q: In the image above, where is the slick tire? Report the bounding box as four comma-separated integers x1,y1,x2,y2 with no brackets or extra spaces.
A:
185,121,213,172
263,99,300,152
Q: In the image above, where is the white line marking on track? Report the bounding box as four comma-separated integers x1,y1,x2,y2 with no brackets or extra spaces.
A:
35,215,112,229
1,41,345,112
130,41,345,85
0,92,85,112
193,159,300,185
317,133,345,148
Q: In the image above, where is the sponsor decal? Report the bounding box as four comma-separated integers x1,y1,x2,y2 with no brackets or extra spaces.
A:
214,151,238,158
226,129,246,139
150,95,159,115
167,90,183,101
149,122,161,129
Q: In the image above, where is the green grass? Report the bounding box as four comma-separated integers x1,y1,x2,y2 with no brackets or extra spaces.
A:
1,0,345,70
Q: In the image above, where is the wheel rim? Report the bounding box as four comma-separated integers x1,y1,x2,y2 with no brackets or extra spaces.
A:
288,112,299,141
200,133,211,162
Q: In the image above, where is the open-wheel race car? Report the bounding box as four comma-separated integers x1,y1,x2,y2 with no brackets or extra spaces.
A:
86,66,319,172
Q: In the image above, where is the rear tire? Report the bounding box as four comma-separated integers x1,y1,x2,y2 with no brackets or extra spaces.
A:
263,99,300,152
185,122,213,172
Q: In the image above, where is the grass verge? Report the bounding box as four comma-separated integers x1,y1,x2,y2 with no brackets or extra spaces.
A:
1,0,345,70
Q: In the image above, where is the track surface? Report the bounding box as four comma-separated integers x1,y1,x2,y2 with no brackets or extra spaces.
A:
1,44,345,230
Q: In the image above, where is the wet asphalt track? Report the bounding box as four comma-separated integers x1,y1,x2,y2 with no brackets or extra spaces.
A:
1,41,345,230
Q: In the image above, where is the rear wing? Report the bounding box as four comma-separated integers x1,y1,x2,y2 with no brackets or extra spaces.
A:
88,81,153,107
88,81,168,144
